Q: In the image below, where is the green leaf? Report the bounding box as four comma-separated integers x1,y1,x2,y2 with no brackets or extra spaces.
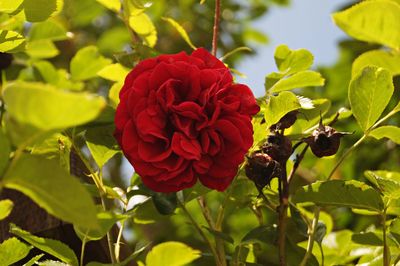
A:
26,40,59,59
0,30,25,52
0,237,31,265
85,125,120,168
3,81,106,130
352,232,384,246
97,63,129,82
348,66,394,131
0,199,13,220
37,261,69,266
152,192,177,215
369,126,400,144
109,81,123,108
332,0,400,49
96,0,121,12
270,70,325,92
0,129,11,176
24,254,45,266
162,17,196,50
3,154,99,229
292,180,384,212
203,226,234,244
0,0,23,13
390,218,400,244
352,50,400,77
23,0,58,22
10,224,79,266
74,211,126,241
129,13,157,48
365,170,400,199
145,241,201,266
70,46,112,81
264,91,301,128
29,20,69,41
274,44,313,75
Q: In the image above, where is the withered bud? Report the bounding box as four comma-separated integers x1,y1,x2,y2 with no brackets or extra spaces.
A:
245,152,280,189
305,123,349,158
270,110,299,130
262,133,292,161
0,52,13,70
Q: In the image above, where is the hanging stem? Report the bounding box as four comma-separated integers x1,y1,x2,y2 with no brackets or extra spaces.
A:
383,208,390,266
212,0,221,56
80,235,87,266
299,207,320,266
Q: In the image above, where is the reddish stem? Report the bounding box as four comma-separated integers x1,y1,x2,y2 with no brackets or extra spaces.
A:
212,0,221,56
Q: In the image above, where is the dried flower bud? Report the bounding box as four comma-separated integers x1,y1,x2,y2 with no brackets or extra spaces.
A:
0,52,13,70
262,133,292,161
245,152,280,189
305,123,347,158
270,110,299,130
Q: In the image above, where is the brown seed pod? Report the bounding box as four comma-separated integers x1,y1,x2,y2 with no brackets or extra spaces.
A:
262,133,292,161
270,110,299,130
0,52,13,70
245,152,280,189
305,123,348,158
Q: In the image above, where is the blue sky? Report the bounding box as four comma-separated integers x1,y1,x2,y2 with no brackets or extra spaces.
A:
236,0,349,97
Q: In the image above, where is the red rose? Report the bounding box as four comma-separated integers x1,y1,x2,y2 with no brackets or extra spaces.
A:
114,48,259,192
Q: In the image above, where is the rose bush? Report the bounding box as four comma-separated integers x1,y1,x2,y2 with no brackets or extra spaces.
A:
114,48,259,192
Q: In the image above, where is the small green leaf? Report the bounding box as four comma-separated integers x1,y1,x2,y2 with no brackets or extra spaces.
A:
109,81,123,108
85,125,120,168
23,0,58,22
70,46,112,81
352,50,400,77
0,199,13,220
29,20,69,41
0,0,23,13
26,40,59,59
129,13,157,48
96,0,121,12
162,17,196,50
0,30,25,52
10,224,79,266
152,192,177,215
365,170,400,199
292,180,384,212
270,70,324,92
332,0,400,49
241,226,277,245
145,241,201,266
352,231,384,246
264,91,301,128
4,154,99,229
204,227,234,244
3,81,106,130
274,44,314,75
369,126,400,144
0,237,31,265
37,260,69,266
348,66,394,131
0,129,11,176
97,63,129,82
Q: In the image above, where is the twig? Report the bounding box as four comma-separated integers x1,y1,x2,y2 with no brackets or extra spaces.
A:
288,144,309,184
212,0,221,56
177,200,220,264
383,208,390,266
80,234,87,266
278,160,288,266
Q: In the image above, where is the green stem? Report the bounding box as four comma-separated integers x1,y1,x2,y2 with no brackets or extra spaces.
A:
383,208,390,266
299,207,320,266
327,134,366,180
115,219,126,263
101,196,117,264
80,235,87,266
178,200,220,264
